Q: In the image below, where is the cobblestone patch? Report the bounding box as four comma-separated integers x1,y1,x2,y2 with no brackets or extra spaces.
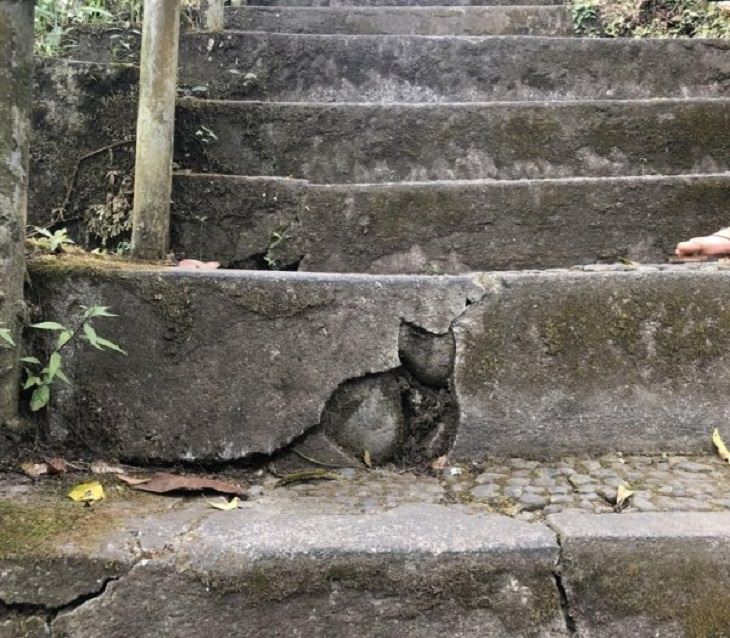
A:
447,454,730,520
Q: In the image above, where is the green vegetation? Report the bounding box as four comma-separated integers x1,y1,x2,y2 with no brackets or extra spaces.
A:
1,297,125,412
34,0,143,56
572,0,730,37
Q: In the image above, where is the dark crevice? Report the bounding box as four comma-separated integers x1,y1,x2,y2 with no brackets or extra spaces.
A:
0,572,124,619
550,529,578,637
553,571,578,636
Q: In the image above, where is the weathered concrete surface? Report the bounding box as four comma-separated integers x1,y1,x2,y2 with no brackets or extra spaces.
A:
0,0,33,432
0,613,49,638
453,267,730,459
549,512,730,637
225,5,573,35
175,99,730,182
29,61,137,231
170,173,730,272
177,33,730,102
237,0,566,6
61,33,730,101
29,265,483,461
53,505,566,638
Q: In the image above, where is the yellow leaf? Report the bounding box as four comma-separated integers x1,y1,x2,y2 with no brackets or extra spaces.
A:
713,428,730,463
68,481,105,503
616,484,634,508
363,450,372,468
206,496,240,511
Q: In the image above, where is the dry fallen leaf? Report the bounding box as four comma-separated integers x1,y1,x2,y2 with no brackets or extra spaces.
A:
275,470,340,488
615,484,634,509
68,481,105,503
363,450,372,468
46,458,69,475
206,496,241,511
20,462,48,478
713,428,730,463
125,472,247,497
90,461,128,475
431,455,448,471
116,474,152,486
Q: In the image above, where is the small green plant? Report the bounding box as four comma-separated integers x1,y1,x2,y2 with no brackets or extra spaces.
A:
30,226,75,253
0,326,15,349
20,306,125,412
194,125,218,145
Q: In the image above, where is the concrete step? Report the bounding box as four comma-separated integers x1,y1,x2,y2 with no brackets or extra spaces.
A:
170,173,730,273
177,33,730,101
175,98,730,182
238,0,567,6
224,5,574,35
2,470,729,637
27,262,730,462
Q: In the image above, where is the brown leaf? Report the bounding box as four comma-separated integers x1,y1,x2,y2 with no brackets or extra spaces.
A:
46,458,69,475
275,470,340,488
125,472,247,497
117,474,152,486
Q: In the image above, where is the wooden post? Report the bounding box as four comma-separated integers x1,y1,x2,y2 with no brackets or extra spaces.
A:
131,0,180,260
0,0,33,430
202,0,224,31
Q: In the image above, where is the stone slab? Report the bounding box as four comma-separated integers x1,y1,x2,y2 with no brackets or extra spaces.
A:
55,34,730,101
234,0,568,6
53,504,566,637
224,6,573,35
176,33,730,101
549,512,730,637
453,267,730,459
170,173,730,272
29,265,482,461
175,99,730,182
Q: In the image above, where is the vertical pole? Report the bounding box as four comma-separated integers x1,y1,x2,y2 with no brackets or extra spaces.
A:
131,0,180,261
202,0,224,31
0,0,33,430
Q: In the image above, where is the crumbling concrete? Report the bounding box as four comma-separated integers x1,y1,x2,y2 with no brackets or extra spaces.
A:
29,265,483,461
170,173,730,274
52,505,565,638
453,267,730,459
550,512,730,637
174,99,730,182
225,5,573,35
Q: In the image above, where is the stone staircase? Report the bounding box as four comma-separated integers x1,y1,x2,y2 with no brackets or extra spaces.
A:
4,0,730,636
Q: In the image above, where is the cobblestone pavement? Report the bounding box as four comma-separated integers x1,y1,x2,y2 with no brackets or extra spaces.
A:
262,454,729,521
444,454,730,520
2,454,727,521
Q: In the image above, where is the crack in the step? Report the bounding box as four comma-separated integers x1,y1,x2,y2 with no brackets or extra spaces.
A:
0,571,123,620
547,523,578,637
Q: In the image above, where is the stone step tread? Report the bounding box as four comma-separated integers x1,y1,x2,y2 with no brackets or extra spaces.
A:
170,172,730,273
28,263,730,463
176,32,730,102
224,5,574,35
175,98,730,182
241,0,568,6
2,471,729,636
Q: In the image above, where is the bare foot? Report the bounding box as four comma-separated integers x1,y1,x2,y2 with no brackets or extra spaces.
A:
675,232,730,258
175,259,220,270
